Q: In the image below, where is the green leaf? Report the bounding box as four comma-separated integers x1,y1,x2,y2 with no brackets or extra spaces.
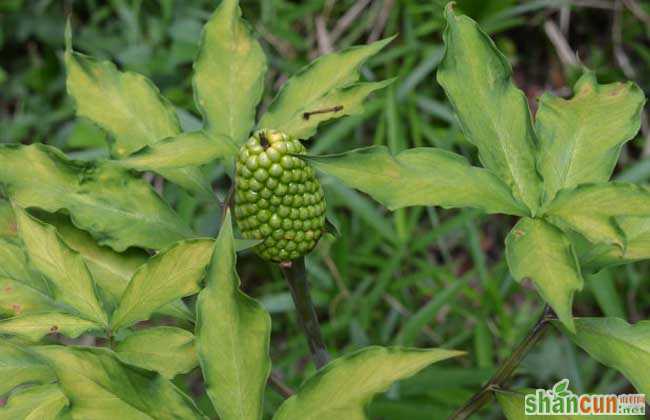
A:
111,239,213,331
304,146,527,215
564,318,650,395
0,144,193,252
437,5,541,213
0,384,68,420
115,326,197,379
15,206,108,326
0,341,55,395
0,277,58,317
579,216,650,270
536,71,645,201
494,388,643,420
117,131,236,172
258,37,393,139
266,80,393,140
505,218,583,332
193,0,266,147
0,238,41,284
0,199,16,237
64,45,211,197
0,233,57,317
0,237,51,294
0,313,101,342
35,212,192,321
33,345,205,419
543,182,650,247
196,212,271,420
274,346,463,420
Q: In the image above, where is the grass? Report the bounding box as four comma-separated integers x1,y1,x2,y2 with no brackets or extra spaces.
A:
1,0,649,418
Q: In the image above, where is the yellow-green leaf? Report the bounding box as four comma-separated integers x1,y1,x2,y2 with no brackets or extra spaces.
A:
0,313,101,342
0,341,55,395
194,0,266,147
305,146,527,215
65,45,211,197
258,37,393,140
579,216,650,270
543,182,650,247
115,326,197,379
564,318,650,395
0,277,58,317
34,345,206,419
117,131,236,172
274,346,463,420
437,5,542,213
15,206,108,326
0,235,57,317
35,212,192,321
536,70,645,202
506,218,583,332
0,384,68,420
196,212,271,420
0,237,50,295
111,239,213,331
0,199,16,237
0,144,193,252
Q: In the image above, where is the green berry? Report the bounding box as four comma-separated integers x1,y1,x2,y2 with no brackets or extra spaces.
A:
235,129,326,262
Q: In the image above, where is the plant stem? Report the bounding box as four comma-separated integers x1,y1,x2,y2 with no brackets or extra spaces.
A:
450,305,556,420
268,372,294,399
280,257,331,369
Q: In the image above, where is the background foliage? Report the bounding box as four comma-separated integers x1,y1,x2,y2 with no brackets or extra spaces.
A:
1,0,649,418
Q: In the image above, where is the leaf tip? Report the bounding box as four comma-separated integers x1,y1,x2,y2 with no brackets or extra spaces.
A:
444,2,458,19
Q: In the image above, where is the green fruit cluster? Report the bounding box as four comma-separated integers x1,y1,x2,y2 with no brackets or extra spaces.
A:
234,129,326,262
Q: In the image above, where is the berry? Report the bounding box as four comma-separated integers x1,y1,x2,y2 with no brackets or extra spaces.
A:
235,129,326,262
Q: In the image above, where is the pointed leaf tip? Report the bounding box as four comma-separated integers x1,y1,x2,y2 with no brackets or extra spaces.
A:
444,2,457,18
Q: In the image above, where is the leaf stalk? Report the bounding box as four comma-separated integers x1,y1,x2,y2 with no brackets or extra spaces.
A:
280,257,331,369
450,305,556,419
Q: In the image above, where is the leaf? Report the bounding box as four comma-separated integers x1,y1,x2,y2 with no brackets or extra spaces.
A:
64,43,211,197
274,346,463,420
15,206,108,326
0,313,101,342
35,212,192,321
196,212,271,420
494,388,642,420
0,233,57,317
536,70,645,201
258,37,393,139
117,131,236,171
0,341,55,395
0,277,58,317
0,237,50,294
543,182,650,247
505,218,583,332
0,199,16,237
437,5,542,213
111,239,213,331
0,384,68,420
115,326,197,379
304,146,527,215
579,216,650,270
33,345,205,419
265,80,393,140
0,144,193,252
564,318,650,395
193,0,266,146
